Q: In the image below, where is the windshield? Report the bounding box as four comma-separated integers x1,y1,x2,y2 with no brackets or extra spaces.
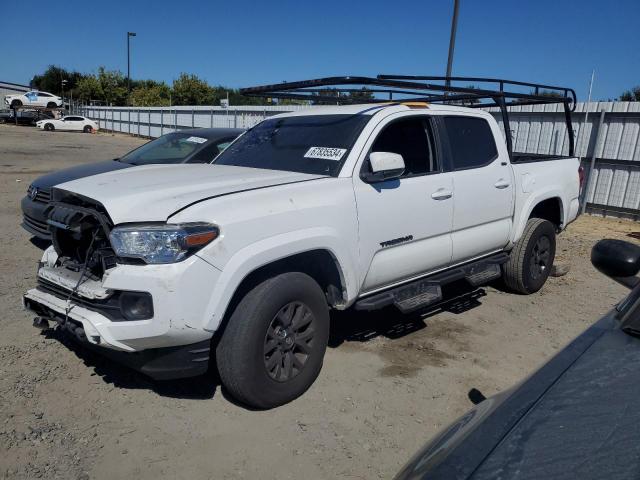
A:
120,132,211,165
214,114,370,176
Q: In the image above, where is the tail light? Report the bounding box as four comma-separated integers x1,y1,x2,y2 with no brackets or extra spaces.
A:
578,165,586,191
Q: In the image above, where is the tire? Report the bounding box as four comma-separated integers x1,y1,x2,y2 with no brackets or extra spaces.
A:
46,102,57,109
83,125,93,133
44,123,54,131
216,272,330,409
503,218,556,294
10,100,22,108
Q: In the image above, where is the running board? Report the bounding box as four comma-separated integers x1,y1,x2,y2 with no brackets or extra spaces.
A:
355,252,509,313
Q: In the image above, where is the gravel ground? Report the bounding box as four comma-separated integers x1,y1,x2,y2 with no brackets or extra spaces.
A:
0,124,637,479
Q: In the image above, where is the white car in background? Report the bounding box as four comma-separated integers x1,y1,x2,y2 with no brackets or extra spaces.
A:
4,91,63,109
36,116,99,133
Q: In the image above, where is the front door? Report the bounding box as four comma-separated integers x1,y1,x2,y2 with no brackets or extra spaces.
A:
354,113,454,292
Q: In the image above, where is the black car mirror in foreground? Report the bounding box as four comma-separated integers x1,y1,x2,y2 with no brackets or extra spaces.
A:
591,239,640,289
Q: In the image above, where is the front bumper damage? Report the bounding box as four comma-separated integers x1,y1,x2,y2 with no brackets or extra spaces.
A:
23,247,222,380
23,287,211,380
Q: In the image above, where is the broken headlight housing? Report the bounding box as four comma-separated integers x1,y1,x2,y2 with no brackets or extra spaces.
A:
109,223,219,264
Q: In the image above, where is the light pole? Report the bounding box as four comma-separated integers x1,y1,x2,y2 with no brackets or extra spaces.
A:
445,0,460,93
61,79,68,113
127,32,137,105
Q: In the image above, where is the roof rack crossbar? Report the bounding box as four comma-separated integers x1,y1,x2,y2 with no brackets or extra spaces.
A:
378,74,577,106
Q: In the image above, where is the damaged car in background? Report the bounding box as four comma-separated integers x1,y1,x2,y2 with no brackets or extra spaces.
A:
24,75,583,409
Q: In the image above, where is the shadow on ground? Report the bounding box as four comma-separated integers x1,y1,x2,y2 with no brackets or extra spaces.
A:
40,281,486,401
329,281,486,348
42,328,219,400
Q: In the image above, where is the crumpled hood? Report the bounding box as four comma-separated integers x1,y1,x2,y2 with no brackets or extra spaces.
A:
55,163,324,224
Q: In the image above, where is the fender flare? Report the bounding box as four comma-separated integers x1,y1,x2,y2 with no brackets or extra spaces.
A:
511,190,565,243
199,227,358,332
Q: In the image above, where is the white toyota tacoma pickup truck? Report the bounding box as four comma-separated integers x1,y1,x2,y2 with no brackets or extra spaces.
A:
24,77,583,408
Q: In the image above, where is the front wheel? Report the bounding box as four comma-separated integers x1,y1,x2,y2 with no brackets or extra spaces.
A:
44,123,55,131
216,272,330,409
46,102,57,109
503,218,556,294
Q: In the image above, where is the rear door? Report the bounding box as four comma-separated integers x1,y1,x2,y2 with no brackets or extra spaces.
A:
354,113,454,292
440,115,514,263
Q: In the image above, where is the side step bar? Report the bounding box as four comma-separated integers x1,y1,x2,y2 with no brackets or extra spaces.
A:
355,252,509,313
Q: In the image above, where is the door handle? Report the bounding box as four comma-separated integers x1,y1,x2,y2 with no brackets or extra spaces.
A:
494,179,510,189
431,189,453,200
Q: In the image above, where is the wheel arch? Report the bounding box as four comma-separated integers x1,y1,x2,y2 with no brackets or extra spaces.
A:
202,243,354,334
512,192,565,244
529,197,563,229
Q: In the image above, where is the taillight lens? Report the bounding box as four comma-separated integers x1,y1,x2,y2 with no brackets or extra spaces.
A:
578,165,585,191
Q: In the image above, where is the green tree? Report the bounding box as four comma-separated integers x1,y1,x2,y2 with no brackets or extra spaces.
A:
131,82,171,106
348,87,374,102
620,86,640,101
171,73,217,105
96,67,127,105
31,65,85,95
76,75,101,102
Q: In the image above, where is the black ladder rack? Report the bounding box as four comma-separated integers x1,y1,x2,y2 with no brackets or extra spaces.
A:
239,75,577,158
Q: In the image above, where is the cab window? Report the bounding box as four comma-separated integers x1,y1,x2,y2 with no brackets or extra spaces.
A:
443,116,498,170
365,117,437,178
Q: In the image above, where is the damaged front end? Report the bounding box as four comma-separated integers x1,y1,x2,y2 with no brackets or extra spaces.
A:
22,189,215,380
46,190,118,279
23,189,154,346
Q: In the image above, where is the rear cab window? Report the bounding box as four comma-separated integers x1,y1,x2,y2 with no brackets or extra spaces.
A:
442,116,498,170
214,114,370,176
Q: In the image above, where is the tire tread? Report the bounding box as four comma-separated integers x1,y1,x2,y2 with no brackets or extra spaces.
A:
504,218,553,294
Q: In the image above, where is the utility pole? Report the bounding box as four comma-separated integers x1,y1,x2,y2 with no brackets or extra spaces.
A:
127,32,137,105
61,79,68,114
445,0,460,93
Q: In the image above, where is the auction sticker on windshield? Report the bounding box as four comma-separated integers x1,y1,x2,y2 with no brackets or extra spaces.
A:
185,136,208,144
304,147,347,161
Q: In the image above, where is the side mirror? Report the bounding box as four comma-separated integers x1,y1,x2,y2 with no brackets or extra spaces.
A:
591,239,640,286
361,152,405,183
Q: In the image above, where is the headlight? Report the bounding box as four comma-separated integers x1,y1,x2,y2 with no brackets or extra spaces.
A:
109,223,219,264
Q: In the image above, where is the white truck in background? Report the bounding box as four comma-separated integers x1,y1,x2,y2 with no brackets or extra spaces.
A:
23,76,582,409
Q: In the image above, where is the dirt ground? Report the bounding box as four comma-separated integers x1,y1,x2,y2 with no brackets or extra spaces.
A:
0,124,637,480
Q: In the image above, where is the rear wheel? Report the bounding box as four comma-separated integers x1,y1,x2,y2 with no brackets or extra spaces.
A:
216,272,330,409
503,218,556,294
44,123,54,132
83,125,93,133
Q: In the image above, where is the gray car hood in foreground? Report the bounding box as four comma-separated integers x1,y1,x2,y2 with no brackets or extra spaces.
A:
55,163,324,224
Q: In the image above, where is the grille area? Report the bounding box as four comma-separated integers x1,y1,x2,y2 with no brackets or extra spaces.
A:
34,189,51,203
37,277,126,321
23,212,49,236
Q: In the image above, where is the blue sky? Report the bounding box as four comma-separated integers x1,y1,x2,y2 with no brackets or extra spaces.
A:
3,0,638,101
